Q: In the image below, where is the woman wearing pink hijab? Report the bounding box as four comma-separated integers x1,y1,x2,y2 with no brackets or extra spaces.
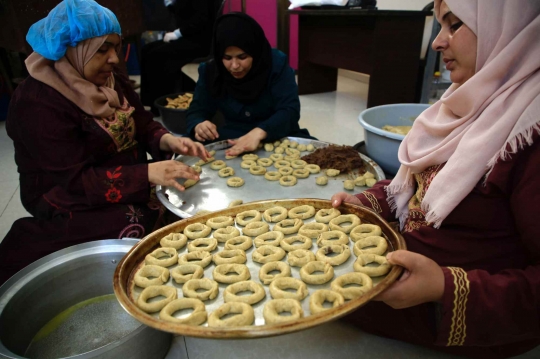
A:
333,0,540,357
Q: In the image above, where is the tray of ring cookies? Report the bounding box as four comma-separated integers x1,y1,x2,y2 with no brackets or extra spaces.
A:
113,198,405,338
156,137,385,218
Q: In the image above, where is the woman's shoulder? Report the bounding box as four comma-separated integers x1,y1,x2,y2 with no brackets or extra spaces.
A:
270,49,289,74
11,76,77,112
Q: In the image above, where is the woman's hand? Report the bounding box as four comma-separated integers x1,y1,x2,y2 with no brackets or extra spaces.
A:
331,192,363,207
160,134,209,159
225,128,267,157
374,250,444,309
148,160,199,192
194,121,219,142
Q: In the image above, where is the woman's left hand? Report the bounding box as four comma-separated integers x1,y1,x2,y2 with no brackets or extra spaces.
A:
374,250,445,309
225,128,267,157
160,134,210,159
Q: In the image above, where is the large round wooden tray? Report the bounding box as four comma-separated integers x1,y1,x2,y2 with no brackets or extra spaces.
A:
113,199,405,339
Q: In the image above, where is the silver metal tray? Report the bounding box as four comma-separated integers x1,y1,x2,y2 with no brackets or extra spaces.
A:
157,137,385,218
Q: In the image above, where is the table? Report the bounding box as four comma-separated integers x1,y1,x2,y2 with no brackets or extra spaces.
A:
289,9,431,108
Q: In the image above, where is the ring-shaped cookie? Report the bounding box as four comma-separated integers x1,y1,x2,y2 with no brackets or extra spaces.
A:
269,277,309,300
223,280,266,305
145,247,178,267
242,154,259,161
187,237,218,252
280,235,313,252
285,147,300,156
134,265,170,288
178,250,213,268
208,302,254,327
160,233,188,250
210,160,226,170
259,261,292,284
184,223,212,240
317,230,349,247
274,147,285,154
159,298,207,325
329,214,361,234
170,264,204,284
309,289,345,314
213,226,241,243
331,272,373,300
218,167,235,178
137,285,177,313
304,164,321,174
288,205,316,220
224,236,253,251
326,169,340,177
182,278,219,301
353,254,392,277
263,298,303,324
236,210,263,226
284,155,300,162
353,236,388,256
273,218,303,234
300,261,334,285
316,244,351,266
299,222,328,239
254,231,285,247
315,208,341,223
350,224,383,242
252,245,286,264
291,160,307,169
287,249,316,267
278,167,294,176
240,160,256,169
263,206,288,223
213,249,247,265
206,216,234,229
274,160,291,168
249,165,267,175
292,169,310,178
243,221,270,236
264,171,282,181
227,177,245,187
257,158,273,167
213,263,251,284
270,153,283,161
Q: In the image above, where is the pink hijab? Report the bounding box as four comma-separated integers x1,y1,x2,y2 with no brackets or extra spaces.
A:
387,0,540,229
25,35,121,118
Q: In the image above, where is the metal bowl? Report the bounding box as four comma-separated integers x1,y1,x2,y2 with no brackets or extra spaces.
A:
0,240,172,359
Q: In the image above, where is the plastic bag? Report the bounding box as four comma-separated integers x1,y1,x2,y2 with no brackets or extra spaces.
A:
288,0,349,10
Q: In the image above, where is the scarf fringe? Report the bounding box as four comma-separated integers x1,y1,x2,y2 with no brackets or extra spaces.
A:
385,179,414,231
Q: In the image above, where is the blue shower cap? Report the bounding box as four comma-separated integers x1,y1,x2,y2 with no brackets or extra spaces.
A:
26,0,122,61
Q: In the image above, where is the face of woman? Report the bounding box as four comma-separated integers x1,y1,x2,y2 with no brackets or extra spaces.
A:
84,34,121,86
432,0,477,86
222,46,253,79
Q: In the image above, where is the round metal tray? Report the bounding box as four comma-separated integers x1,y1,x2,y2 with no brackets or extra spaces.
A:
113,199,405,339
156,137,385,218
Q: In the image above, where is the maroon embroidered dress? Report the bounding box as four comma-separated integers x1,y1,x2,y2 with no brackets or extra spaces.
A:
0,73,170,284
344,136,540,358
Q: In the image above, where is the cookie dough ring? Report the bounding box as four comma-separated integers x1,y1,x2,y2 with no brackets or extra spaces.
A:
210,160,226,170
257,158,273,167
225,154,237,160
187,237,218,252
213,226,240,243
285,147,300,156
274,146,285,154
287,249,316,267
309,289,345,314
350,224,383,242
316,244,351,266
353,236,388,256
354,254,392,277
274,160,291,168
270,153,283,161
223,280,266,305
213,264,251,284
273,218,303,234
315,176,328,186
300,261,334,285
137,285,177,313
170,264,204,284
206,216,234,230
228,199,243,208
227,177,245,187
159,298,207,325
259,261,292,284
240,160,256,169
278,167,294,176
236,210,263,226
252,245,286,264
326,169,340,177
284,154,300,162
254,231,285,247
263,298,304,324
329,214,361,234
243,221,270,236
269,277,309,301
208,302,254,327
288,205,316,220
249,165,267,175
292,169,310,178
134,265,170,288
160,233,188,250
280,235,313,252
279,175,297,187
263,206,288,223
213,249,247,265
145,247,178,267
331,272,373,300
315,208,341,223
264,171,282,181
305,164,321,173
184,223,212,240
224,236,253,251
178,250,213,268
317,230,349,247
218,167,235,177
182,278,219,301
299,222,329,239
291,159,307,169
242,154,259,161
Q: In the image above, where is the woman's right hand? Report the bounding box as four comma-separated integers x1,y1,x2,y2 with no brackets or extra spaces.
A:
194,121,219,142
331,192,363,208
148,160,199,192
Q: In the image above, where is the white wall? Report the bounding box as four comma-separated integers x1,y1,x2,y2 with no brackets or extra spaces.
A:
376,0,431,10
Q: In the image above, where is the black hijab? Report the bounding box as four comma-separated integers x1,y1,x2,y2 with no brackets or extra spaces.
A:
205,13,273,103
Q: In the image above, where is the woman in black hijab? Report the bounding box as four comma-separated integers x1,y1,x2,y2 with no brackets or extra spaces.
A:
186,13,313,156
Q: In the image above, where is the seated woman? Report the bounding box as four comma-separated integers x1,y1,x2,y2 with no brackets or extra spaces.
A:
332,1,540,358
186,13,313,157
0,0,208,284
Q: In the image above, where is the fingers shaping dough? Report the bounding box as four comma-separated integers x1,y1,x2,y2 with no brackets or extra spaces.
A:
259,261,292,285
350,224,383,243
309,289,345,315
331,272,373,300
299,222,328,239
170,264,204,284
178,250,213,268
287,249,316,268
213,263,251,284
353,236,388,256
184,223,212,240
254,231,285,247
288,205,316,220
269,277,308,301
227,177,245,187
145,247,178,267
183,278,219,301
329,214,361,234
316,244,351,266
208,302,254,327
353,253,392,277
252,245,286,264
159,298,207,325
273,218,303,234
315,208,341,223
137,285,177,313
223,280,266,305
213,249,247,265
236,209,262,226
300,261,334,285
183,179,199,189
134,265,170,288
160,233,188,250
263,206,288,223
213,226,240,243
263,298,303,324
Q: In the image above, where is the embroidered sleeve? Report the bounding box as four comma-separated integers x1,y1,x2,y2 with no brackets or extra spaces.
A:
354,180,396,222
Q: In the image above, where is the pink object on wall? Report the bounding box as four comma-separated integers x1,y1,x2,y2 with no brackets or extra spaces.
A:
289,14,298,69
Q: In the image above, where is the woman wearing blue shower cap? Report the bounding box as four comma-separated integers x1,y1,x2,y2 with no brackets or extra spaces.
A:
0,0,209,284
